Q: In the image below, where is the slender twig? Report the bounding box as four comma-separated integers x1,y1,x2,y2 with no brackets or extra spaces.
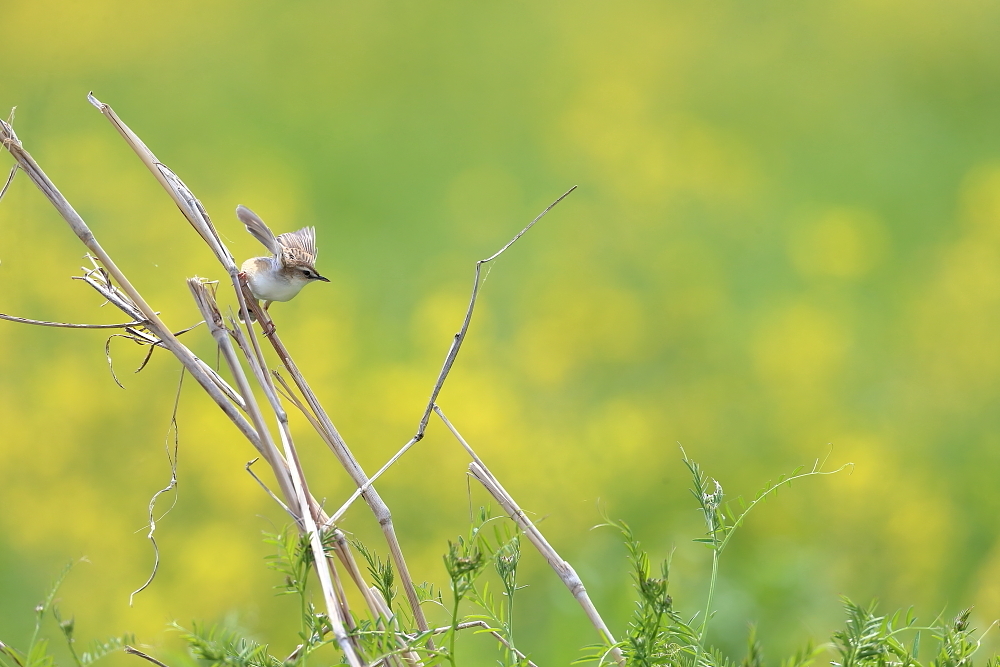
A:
434,405,624,666
124,646,172,667
245,457,298,523
85,95,400,634
327,436,417,524
0,164,16,204
189,280,362,667
329,187,577,522
417,186,576,434
130,369,185,605
264,329,433,635
0,107,17,204
0,116,262,459
0,313,143,329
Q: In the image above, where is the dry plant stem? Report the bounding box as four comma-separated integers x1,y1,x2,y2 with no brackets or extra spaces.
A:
264,330,432,636
85,96,421,633
246,458,298,522
432,622,537,667
434,406,625,666
368,586,420,667
124,646,173,667
332,529,391,622
272,372,403,624
86,96,268,395
229,315,387,625
329,554,356,633
416,186,577,435
0,163,17,203
330,186,578,521
0,119,261,456
189,282,296,504
189,282,361,667
87,94,233,265
0,313,144,329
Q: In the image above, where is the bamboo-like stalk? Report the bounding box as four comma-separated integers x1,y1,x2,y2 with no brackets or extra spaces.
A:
84,96,432,634
189,281,362,667
0,111,376,665
368,586,420,667
257,324,432,635
5,98,596,665
434,406,625,666
328,187,577,525
0,118,270,471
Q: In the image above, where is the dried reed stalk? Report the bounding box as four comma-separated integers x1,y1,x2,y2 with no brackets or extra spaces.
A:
4,96,597,663
367,587,418,667
84,95,431,633
434,406,625,665
189,281,362,667
0,119,275,472
328,185,578,525
1,109,364,664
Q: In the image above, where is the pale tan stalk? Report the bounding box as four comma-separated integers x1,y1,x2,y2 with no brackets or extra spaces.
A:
368,586,419,667
329,187,577,522
85,96,429,634
434,406,625,666
331,529,392,623
0,119,263,463
189,281,361,667
261,330,431,635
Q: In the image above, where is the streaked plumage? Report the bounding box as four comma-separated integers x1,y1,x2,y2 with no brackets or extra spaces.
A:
236,205,329,310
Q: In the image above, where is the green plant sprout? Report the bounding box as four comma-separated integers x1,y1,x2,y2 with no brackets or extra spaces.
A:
0,562,133,667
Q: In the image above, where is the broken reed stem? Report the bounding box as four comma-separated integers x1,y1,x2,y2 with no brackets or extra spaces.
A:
0,313,145,329
188,280,361,667
330,186,577,522
262,330,432,636
188,282,296,509
0,118,264,462
332,530,394,628
434,622,537,667
433,405,625,666
85,95,430,634
368,586,420,667
124,646,173,667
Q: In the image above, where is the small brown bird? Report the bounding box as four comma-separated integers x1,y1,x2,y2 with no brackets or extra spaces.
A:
236,205,329,314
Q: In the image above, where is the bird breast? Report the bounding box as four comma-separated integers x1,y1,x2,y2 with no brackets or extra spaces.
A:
242,257,308,302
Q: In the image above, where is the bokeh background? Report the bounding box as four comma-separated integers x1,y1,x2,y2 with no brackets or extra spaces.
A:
3,0,1000,664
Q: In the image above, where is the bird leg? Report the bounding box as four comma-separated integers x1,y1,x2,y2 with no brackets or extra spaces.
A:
236,272,276,336
258,300,276,337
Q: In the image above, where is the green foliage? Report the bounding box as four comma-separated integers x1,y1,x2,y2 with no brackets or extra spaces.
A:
0,562,132,667
830,599,993,667
173,624,283,667
8,457,998,667
350,539,396,612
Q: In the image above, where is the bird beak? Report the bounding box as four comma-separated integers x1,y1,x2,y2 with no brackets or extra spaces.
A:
315,274,331,282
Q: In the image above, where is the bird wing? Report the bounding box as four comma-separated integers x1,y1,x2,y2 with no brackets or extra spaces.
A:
276,227,318,267
236,205,281,256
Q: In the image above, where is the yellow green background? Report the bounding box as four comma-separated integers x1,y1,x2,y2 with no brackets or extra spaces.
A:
3,1,1000,663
